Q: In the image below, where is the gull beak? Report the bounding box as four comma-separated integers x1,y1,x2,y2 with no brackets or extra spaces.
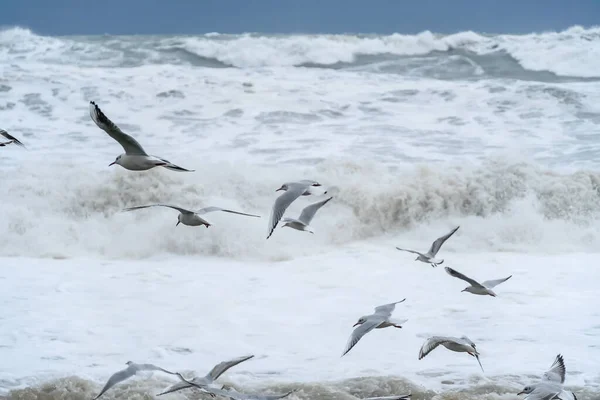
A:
109,161,116,166
176,221,180,227
353,322,360,327
312,183,322,187
275,186,284,192
517,391,525,396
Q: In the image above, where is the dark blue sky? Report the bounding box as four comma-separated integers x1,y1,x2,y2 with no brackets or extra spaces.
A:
1,0,599,36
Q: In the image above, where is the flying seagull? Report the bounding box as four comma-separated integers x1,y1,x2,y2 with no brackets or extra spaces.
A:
281,196,333,234
267,180,324,239
445,267,512,297
89,101,193,172
94,361,176,399
123,204,260,227
518,354,577,400
418,336,484,372
342,299,407,357
157,355,254,396
396,226,460,267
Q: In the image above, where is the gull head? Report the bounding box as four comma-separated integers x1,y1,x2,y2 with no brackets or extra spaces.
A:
276,184,288,192
109,154,123,167
353,317,368,327
125,361,134,365
517,386,534,396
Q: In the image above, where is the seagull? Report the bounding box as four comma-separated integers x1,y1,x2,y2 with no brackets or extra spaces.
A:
396,226,459,267
342,299,408,357
518,354,577,400
281,196,333,234
156,355,254,396
89,101,193,172
267,180,324,239
123,204,260,228
364,395,411,400
418,336,484,372
93,361,176,399
445,267,512,297
174,372,297,400
0,129,25,148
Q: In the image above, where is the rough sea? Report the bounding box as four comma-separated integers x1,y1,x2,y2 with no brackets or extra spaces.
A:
0,26,599,399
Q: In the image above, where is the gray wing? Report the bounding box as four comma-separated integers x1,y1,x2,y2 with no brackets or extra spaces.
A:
428,225,460,256
418,336,457,360
482,275,512,289
196,207,261,218
297,179,321,187
543,354,566,384
156,377,206,396
0,129,25,147
89,101,147,155
297,196,333,225
123,204,194,214
205,355,255,382
94,368,136,399
395,247,423,256
445,267,483,288
134,363,176,375
341,318,383,357
373,299,406,318
267,184,309,239
364,396,411,400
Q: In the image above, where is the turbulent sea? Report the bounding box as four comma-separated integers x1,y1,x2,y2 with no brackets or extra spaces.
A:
1,26,600,399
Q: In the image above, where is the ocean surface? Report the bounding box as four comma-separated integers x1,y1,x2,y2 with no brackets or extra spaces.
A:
0,26,599,399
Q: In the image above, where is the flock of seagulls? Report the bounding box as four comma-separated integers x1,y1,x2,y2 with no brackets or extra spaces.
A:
1,101,579,400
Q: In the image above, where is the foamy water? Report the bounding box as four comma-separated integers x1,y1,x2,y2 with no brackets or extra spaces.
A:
0,26,599,399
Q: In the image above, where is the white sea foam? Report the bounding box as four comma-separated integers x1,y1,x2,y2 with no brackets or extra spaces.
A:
0,26,598,399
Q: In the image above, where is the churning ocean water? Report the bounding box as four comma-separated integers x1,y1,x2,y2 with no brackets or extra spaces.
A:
0,25,600,400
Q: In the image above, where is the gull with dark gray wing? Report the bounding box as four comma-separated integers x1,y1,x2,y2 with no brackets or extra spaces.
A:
89,101,193,172
396,226,460,267
94,361,176,399
267,180,324,239
281,196,333,234
123,204,260,228
418,335,484,372
518,354,577,400
445,266,512,297
342,299,407,357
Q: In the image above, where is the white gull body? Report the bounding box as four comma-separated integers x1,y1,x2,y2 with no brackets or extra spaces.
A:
281,196,333,234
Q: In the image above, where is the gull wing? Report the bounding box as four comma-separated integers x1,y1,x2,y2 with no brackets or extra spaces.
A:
205,355,255,382
89,101,148,155
373,299,406,318
445,267,484,288
297,196,333,225
418,336,457,360
341,318,383,357
482,275,512,289
543,354,566,384
428,225,460,256
0,129,25,147
123,204,194,214
93,367,136,399
196,206,260,218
